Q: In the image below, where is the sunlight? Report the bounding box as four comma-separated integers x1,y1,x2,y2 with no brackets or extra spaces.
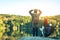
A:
0,0,60,16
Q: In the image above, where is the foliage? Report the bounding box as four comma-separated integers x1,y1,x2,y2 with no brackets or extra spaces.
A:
0,14,60,39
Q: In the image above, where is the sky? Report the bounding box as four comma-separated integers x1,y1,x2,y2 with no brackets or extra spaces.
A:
0,0,60,16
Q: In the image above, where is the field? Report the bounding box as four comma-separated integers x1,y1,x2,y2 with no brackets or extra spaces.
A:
0,14,60,40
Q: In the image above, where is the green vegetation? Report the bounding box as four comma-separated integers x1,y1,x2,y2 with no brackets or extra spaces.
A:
0,14,60,40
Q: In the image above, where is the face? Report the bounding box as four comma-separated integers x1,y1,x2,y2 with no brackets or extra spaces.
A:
34,9,37,13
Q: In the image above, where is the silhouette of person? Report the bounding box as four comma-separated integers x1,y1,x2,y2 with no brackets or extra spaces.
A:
29,9,41,36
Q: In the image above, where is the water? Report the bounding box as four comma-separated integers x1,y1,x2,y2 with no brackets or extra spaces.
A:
19,36,57,40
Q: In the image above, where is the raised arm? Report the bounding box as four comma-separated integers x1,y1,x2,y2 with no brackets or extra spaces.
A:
37,9,42,16
29,9,34,15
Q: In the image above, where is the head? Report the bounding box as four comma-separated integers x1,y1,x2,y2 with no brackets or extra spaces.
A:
29,9,42,16
34,9,41,14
